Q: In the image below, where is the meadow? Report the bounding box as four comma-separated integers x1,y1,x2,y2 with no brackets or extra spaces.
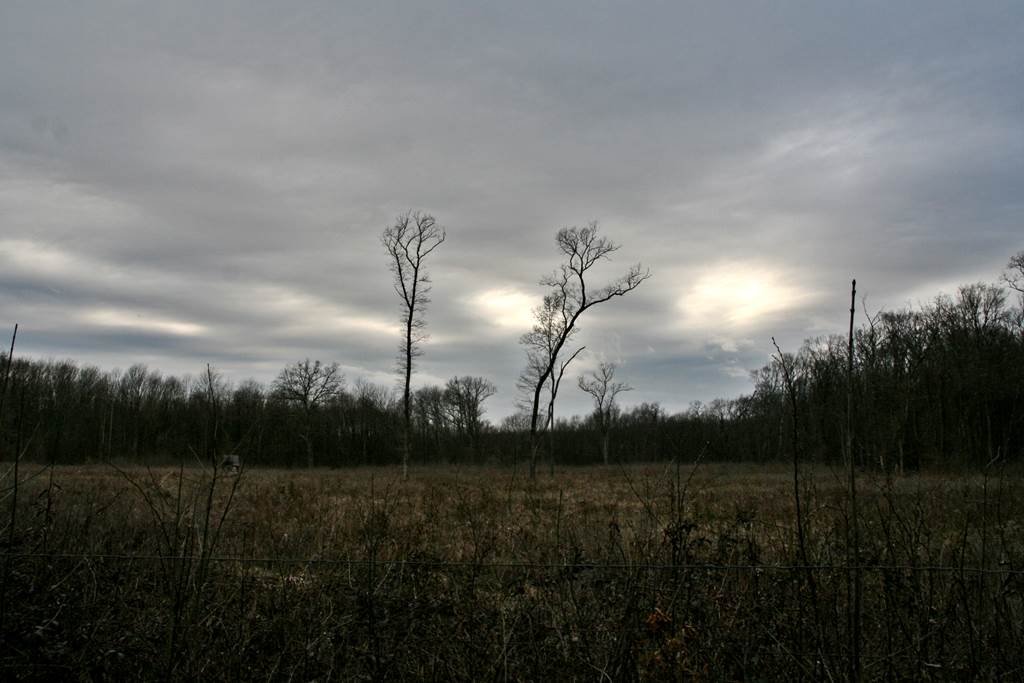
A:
2,462,1022,680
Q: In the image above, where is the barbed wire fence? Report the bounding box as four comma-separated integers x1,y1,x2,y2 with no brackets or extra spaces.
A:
3,534,1024,678
2,455,1023,677
5,552,1024,575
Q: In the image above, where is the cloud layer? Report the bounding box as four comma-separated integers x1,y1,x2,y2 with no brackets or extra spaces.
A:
2,2,1022,418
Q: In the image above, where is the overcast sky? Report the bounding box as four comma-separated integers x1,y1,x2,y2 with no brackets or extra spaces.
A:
2,2,1022,419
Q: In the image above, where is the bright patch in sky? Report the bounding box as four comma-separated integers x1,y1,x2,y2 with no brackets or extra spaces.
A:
0,238,78,275
682,263,814,329
249,284,399,338
472,288,536,331
80,309,206,337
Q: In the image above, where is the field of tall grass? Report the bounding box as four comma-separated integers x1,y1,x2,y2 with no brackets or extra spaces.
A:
2,462,1022,680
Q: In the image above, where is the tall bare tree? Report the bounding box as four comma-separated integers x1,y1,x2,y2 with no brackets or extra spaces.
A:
382,211,446,479
518,293,585,472
578,361,632,465
273,359,343,468
520,222,649,478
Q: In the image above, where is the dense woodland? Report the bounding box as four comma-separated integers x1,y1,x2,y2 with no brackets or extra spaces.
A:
2,271,1022,471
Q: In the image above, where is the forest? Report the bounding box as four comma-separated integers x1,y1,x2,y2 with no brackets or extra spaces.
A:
2,260,1022,472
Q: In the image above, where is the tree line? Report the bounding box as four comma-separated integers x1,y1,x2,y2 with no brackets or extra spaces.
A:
1,273,1021,470
543,272,1024,471
1,221,1021,470
0,352,506,468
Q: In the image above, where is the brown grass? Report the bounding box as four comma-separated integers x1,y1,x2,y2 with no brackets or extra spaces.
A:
2,462,1023,680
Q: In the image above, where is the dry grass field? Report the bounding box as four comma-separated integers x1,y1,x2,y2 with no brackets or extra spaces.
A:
2,462,1023,680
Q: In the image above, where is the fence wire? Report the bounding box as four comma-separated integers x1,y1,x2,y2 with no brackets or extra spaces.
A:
5,551,1023,575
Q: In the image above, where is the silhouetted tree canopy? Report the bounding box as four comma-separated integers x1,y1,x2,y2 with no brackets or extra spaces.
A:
2,265,1022,470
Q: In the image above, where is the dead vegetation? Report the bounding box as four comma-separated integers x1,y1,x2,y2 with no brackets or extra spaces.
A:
1,462,1023,679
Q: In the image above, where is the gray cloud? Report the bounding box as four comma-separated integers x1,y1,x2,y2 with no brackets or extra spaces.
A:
2,2,1022,419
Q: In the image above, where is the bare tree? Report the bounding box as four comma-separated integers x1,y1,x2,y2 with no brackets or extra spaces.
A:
444,376,497,459
519,222,649,478
1005,252,1024,333
197,363,230,464
1004,250,1024,295
382,211,446,479
272,359,343,468
1006,251,1024,334
517,293,585,472
578,361,632,465
350,379,396,465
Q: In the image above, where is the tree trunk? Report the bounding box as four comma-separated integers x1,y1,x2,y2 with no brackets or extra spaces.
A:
303,433,313,469
528,437,539,480
547,409,555,476
303,411,314,468
403,305,413,481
